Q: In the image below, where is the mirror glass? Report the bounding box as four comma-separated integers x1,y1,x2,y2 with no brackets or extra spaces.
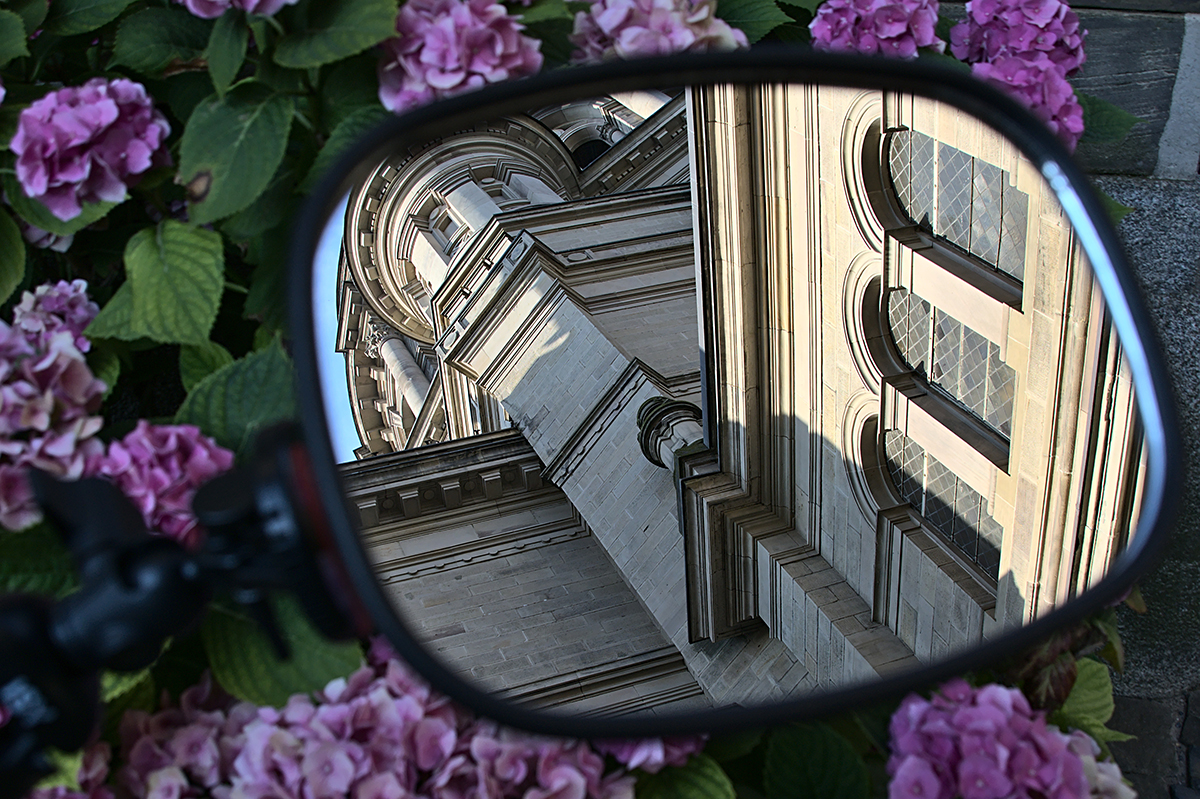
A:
309,83,1144,716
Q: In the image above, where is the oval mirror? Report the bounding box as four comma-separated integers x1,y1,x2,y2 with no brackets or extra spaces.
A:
290,52,1180,737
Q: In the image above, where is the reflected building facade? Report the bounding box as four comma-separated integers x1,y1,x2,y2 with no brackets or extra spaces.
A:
332,86,1142,714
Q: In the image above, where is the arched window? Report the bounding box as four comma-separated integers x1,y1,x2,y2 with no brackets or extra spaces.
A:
886,287,1016,439
882,429,1003,582
887,129,1028,283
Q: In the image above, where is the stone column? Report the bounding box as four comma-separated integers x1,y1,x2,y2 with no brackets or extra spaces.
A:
636,397,704,469
364,317,430,413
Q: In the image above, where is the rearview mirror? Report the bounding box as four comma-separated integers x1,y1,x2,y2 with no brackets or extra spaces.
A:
288,50,1180,738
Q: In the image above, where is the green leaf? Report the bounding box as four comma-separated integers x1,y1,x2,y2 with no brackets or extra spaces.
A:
85,282,143,341
1058,657,1116,726
714,0,791,43
273,0,397,69
43,0,137,36
2,174,119,237
34,748,82,791
87,340,121,397
517,0,574,24
201,594,363,707
180,340,235,393
0,525,77,596
763,723,869,799
124,221,225,346
164,71,216,126
0,9,29,66
637,754,734,799
101,668,153,702
242,219,294,332
523,17,574,66
320,53,382,131
179,84,294,225
0,209,25,306
704,731,764,763
221,157,303,240
1091,610,1124,673
207,9,248,96
174,337,295,454
101,668,156,743
778,0,821,15
110,8,212,76
8,0,48,33
299,105,390,194
918,50,971,72
1077,92,1144,145
1097,189,1135,226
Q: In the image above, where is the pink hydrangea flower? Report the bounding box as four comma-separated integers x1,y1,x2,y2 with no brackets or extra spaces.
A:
12,279,99,353
117,638,644,799
0,322,105,530
888,679,1091,799
174,0,299,18
594,736,707,773
87,421,234,549
377,0,543,114
972,55,1085,150
11,78,170,222
809,0,943,58
949,0,1086,76
570,0,748,62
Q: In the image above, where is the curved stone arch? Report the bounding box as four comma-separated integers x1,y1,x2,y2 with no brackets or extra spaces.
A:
842,251,885,396
839,92,887,253
344,116,583,343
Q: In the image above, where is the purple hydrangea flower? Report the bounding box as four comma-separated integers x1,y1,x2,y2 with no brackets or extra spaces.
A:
809,0,943,58
887,679,1096,799
115,637,658,799
593,736,707,774
949,0,1086,76
971,55,1085,150
0,305,106,531
175,0,299,18
377,0,544,115
11,78,170,222
12,279,99,353
88,421,235,549
570,0,748,62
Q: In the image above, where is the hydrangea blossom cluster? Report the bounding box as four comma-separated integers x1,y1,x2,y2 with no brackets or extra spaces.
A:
174,0,300,17
115,637,694,799
888,679,1126,799
947,0,1086,150
570,0,748,62
809,0,943,58
950,0,1086,75
0,284,106,530
594,736,707,774
88,421,234,549
11,78,171,222
377,0,544,115
12,280,99,353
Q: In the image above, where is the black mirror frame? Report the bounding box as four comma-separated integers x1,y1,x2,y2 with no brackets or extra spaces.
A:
288,47,1182,739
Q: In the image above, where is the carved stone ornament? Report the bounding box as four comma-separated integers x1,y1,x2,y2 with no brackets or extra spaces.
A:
362,315,395,359
637,397,704,469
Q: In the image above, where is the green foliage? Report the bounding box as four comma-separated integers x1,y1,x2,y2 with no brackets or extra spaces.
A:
0,9,29,67
518,0,574,24
2,174,119,237
201,594,364,707
102,668,154,702
87,341,122,397
43,0,138,36
207,10,249,96
636,754,735,799
34,748,83,791
764,723,869,799
180,340,235,393
121,221,225,345
716,0,791,42
174,337,296,454
178,83,295,225
1077,92,1144,145
1098,188,1135,225
704,730,764,763
0,208,25,306
86,282,139,341
110,8,212,76
6,0,47,34
0,524,77,598
272,0,398,69
101,669,157,743
299,105,391,193
319,53,383,130
1050,657,1134,757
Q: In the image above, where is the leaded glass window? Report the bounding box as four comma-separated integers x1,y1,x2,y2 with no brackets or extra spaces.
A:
887,288,1016,438
883,430,1003,580
887,129,1028,282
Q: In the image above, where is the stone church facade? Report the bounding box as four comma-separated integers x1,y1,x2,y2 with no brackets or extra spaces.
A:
331,85,1143,714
